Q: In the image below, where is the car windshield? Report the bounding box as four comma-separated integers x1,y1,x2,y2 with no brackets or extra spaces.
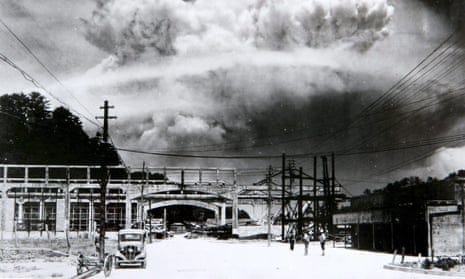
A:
120,233,143,241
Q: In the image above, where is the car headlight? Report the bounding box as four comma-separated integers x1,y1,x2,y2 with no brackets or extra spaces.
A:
128,248,134,253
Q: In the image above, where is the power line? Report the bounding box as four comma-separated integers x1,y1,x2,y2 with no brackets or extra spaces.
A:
0,51,101,127
340,83,465,155
355,29,460,119
333,35,465,155
106,31,462,155
115,131,465,160
0,17,99,126
300,28,461,158
338,133,465,157
116,147,285,159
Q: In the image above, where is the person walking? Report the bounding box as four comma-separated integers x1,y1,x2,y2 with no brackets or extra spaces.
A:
289,230,296,251
319,232,326,256
303,231,310,256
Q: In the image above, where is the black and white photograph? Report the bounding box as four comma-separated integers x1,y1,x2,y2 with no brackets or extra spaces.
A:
1,0,465,278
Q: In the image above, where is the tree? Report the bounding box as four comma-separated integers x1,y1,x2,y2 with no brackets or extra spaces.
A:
0,92,120,165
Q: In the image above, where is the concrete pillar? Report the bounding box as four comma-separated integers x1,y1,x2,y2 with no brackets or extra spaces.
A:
4,194,14,232
2,167,6,236
17,201,24,223
39,200,44,223
88,201,92,234
137,202,142,224
1,190,3,239
232,190,238,229
56,198,65,232
125,195,132,229
86,167,91,185
215,209,219,225
221,203,226,225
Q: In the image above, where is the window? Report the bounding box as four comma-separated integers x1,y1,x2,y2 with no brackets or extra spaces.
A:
44,203,56,231
70,202,89,231
107,203,125,231
120,233,142,241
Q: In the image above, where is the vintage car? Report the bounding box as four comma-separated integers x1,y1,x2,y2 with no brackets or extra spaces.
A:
114,229,147,268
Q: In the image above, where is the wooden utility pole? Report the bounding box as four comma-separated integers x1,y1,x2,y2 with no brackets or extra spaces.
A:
65,168,70,252
321,156,330,234
313,156,318,239
460,175,465,256
96,101,117,144
96,100,116,261
298,167,303,237
330,153,335,237
140,161,146,229
267,165,272,247
281,153,286,241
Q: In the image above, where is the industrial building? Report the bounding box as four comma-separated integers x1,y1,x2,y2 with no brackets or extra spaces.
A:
0,164,241,236
333,171,465,257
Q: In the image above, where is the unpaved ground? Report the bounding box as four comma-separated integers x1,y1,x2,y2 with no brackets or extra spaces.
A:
96,236,465,279
2,234,465,279
0,233,118,278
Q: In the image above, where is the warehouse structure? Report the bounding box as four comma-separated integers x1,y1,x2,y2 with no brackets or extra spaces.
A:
0,164,242,236
333,171,465,257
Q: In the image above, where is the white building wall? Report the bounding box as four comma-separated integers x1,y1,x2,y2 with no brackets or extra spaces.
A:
3,196,14,232
56,198,65,232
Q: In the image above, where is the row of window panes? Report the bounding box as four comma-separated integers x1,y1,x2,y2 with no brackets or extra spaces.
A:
15,202,129,231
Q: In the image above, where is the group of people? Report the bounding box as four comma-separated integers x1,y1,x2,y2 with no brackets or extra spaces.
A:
289,230,326,256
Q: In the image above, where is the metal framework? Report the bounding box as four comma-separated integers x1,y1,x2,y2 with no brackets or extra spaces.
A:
251,153,345,240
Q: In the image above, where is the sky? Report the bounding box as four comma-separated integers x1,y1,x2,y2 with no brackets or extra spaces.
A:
0,0,464,194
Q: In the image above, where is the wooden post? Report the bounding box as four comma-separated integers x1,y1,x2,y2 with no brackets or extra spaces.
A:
281,153,286,241
163,208,167,232
391,222,394,252
99,166,108,261
149,199,152,243
267,166,272,247
313,157,318,239
372,223,376,250
298,167,303,237
232,169,238,230
181,169,184,194
13,189,17,247
392,249,397,264
331,153,335,236
65,168,70,252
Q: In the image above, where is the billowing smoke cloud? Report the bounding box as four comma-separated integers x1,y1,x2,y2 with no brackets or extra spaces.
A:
82,0,393,64
68,0,465,191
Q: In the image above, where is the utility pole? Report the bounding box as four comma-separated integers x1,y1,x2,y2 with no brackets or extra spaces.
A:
65,168,70,252
267,165,272,247
313,156,318,239
331,153,336,238
140,161,145,229
96,101,117,144
459,174,465,256
95,100,116,261
281,153,286,241
298,167,303,237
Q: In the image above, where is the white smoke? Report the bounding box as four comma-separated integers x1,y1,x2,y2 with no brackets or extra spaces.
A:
407,146,465,179
78,0,396,163
83,0,394,63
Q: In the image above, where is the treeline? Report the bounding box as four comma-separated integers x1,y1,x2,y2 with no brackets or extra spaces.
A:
0,92,120,165
352,171,463,211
